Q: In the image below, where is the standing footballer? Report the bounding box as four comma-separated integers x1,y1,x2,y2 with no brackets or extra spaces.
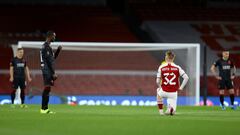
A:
211,51,237,110
40,31,62,114
9,48,32,107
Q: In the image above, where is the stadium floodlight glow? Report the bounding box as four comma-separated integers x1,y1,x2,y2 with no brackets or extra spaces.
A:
14,41,200,106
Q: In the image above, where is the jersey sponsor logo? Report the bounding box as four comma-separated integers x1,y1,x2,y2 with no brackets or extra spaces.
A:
222,65,231,70
17,63,25,68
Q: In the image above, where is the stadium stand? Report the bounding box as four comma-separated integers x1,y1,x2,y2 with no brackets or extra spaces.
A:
1,2,239,97
128,0,240,22
22,49,158,70
128,1,240,96
0,74,190,97
0,5,138,42
0,46,12,69
0,4,161,96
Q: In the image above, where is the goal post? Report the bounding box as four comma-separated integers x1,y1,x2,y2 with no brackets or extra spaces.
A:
13,41,200,106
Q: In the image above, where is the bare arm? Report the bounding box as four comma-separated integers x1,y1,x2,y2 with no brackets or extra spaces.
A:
210,65,221,80
25,66,32,82
231,65,236,80
9,66,14,82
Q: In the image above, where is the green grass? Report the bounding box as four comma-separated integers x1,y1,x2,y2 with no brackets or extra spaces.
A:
0,105,239,135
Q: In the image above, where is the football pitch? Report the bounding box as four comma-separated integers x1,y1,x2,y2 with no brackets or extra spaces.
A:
0,105,239,135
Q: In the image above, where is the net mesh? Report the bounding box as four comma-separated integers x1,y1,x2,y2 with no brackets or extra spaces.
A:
14,42,200,105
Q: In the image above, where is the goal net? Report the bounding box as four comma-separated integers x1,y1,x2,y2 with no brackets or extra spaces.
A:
13,41,200,106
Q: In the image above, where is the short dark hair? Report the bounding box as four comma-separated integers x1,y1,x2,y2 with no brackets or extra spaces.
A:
17,48,23,51
46,31,55,38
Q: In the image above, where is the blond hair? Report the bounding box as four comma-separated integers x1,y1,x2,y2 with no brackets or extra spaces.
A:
165,51,175,60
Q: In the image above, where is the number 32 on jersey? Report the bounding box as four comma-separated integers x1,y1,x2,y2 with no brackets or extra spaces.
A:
163,72,176,85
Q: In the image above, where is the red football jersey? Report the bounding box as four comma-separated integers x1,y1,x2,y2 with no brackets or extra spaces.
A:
157,63,185,92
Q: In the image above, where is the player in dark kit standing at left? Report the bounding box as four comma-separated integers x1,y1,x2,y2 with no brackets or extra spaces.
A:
9,48,32,108
40,31,62,114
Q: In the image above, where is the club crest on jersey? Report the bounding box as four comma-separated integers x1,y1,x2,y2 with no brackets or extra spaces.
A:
228,61,231,65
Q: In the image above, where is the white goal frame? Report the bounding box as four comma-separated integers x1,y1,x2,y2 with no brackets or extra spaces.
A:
15,41,201,105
